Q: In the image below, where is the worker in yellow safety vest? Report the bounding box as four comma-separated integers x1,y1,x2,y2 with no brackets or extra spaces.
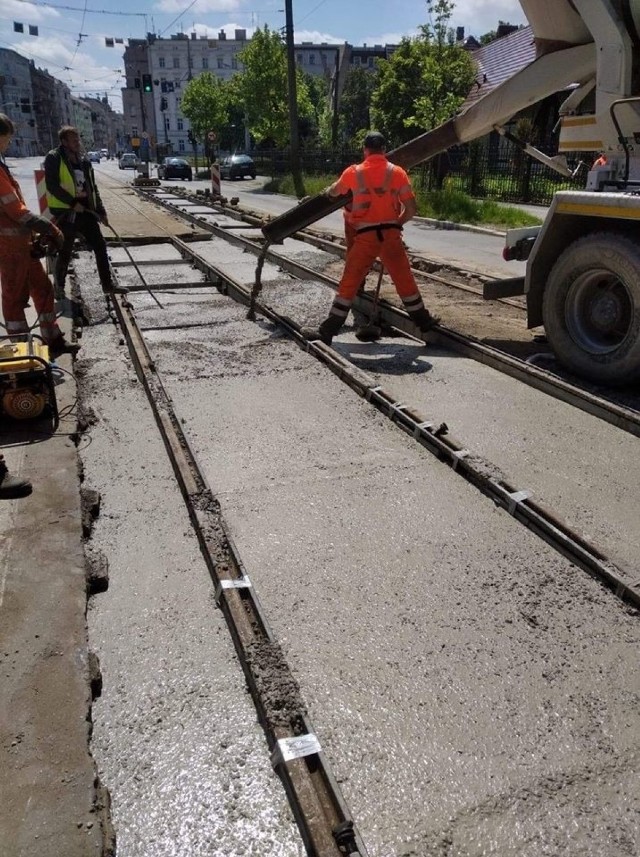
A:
44,126,127,297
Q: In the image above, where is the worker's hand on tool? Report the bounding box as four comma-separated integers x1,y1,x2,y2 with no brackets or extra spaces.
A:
48,224,64,249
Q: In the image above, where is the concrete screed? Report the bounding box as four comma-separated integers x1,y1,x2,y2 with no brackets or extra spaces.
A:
75,236,640,857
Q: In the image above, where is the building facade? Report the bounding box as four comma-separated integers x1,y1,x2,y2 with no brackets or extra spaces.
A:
0,48,38,156
120,32,397,159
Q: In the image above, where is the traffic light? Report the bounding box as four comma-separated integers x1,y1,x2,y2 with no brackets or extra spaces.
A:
142,74,152,93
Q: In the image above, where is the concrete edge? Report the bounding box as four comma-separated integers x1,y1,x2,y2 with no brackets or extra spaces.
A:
0,302,114,857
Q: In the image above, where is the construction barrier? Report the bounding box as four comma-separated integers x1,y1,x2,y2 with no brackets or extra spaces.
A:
34,170,50,217
210,161,221,197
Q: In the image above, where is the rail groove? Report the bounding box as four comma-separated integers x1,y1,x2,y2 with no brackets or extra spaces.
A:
160,234,640,610
138,187,640,440
106,284,368,857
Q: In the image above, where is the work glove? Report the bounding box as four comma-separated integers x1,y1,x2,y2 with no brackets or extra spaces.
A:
31,215,56,236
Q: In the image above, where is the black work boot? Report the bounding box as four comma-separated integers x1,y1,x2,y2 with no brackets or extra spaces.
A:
0,456,32,499
409,306,440,334
300,314,345,346
49,335,81,359
103,283,129,295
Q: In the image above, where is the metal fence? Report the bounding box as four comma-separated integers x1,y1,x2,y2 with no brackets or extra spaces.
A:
253,134,592,207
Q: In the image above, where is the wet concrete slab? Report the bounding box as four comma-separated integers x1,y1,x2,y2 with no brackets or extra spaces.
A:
142,289,639,857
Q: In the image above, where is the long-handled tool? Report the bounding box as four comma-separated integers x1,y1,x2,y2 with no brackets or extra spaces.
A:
105,223,164,309
355,265,384,342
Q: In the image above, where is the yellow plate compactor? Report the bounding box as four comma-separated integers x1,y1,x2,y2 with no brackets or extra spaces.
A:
0,338,59,430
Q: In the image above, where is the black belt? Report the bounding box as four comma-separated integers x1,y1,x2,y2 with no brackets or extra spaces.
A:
356,222,402,241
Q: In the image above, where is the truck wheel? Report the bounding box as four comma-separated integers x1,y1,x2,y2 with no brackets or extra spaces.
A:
542,233,640,385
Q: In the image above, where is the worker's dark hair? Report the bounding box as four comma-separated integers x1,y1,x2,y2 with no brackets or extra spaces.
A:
363,131,386,152
0,113,16,136
59,125,79,142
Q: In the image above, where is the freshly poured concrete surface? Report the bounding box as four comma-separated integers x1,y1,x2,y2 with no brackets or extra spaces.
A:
91,240,640,856
76,259,304,856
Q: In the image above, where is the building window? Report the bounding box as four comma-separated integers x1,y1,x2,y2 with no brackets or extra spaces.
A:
159,57,165,68
129,107,136,117
173,56,180,68
217,57,224,68
131,126,138,136
231,56,238,69
309,54,315,65
177,117,183,130
368,57,374,68
321,52,327,65
178,139,185,152
296,53,303,64
202,57,208,69
353,56,360,65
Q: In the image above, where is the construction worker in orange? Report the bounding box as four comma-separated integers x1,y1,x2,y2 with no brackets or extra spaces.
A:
302,131,438,345
0,113,79,359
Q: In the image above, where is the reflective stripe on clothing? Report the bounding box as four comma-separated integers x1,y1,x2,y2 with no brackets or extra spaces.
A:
327,294,352,321
335,154,415,227
0,161,37,238
6,320,28,332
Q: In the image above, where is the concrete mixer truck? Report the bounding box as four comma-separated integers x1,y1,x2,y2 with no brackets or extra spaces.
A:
263,0,640,386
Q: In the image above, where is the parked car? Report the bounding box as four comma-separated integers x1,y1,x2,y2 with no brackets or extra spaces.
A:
219,154,256,180
157,157,192,181
119,153,139,170
100,148,109,158
87,151,100,163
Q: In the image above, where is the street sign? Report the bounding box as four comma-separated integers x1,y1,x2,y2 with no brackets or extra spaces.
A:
131,137,140,147
141,131,149,139
207,130,217,142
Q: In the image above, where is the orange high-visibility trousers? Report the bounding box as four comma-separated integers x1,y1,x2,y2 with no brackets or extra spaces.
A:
0,238,62,342
336,227,423,304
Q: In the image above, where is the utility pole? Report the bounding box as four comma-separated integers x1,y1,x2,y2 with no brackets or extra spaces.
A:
284,0,304,197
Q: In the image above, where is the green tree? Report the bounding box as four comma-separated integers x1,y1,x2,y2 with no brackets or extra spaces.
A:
181,71,230,146
339,66,378,144
371,0,474,145
235,25,312,146
300,70,329,141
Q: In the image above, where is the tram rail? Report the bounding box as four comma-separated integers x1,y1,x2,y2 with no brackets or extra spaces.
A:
131,185,640,439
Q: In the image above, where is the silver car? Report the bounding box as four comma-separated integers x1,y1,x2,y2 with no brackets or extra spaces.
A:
119,153,139,169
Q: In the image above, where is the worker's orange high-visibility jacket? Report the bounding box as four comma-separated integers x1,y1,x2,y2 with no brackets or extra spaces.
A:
334,154,414,227
332,154,420,303
0,161,60,341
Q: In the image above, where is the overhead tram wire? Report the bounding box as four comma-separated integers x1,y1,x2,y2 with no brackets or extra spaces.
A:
11,0,148,24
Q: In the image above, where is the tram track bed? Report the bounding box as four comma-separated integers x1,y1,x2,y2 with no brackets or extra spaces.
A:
74,236,640,856
138,188,640,423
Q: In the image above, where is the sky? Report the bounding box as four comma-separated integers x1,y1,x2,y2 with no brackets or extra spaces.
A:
0,0,527,112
